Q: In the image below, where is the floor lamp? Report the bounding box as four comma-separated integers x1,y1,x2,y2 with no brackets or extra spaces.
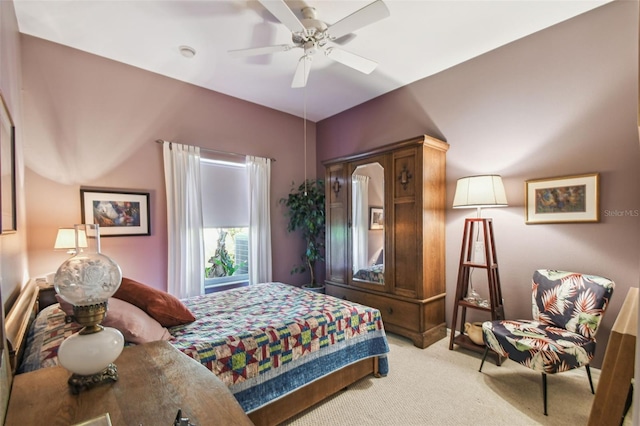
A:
452,175,508,305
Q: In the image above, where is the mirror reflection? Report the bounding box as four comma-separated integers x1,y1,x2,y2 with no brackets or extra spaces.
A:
352,162,384,285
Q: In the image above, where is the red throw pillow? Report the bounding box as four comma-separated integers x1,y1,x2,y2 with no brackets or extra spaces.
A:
113,277,195,327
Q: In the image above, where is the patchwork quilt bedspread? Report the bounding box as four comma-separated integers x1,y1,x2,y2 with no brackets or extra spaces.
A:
19,282,389,413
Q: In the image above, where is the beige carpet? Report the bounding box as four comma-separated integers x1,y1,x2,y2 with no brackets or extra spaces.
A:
282,332,600,426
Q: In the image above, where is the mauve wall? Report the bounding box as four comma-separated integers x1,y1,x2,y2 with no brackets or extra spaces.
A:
0,0,28,307
21,35,317,290
316,1,639,367
0,0,27,420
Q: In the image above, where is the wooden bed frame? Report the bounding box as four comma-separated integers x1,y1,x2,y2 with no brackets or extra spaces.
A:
249,356,379,425
5,280,39,376
4,279,381,426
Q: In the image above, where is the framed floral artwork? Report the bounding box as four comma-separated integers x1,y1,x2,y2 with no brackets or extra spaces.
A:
525,173,599,224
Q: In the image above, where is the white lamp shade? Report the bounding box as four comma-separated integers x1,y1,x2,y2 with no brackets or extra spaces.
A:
453,175,508,209
57,327,124,375
54,227,88,250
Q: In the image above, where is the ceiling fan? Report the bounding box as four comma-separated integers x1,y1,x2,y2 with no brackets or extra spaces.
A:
229,0,390,88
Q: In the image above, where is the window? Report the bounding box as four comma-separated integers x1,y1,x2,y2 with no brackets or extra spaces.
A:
200,157,249,290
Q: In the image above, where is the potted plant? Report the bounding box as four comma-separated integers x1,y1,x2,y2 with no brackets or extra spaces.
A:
280,179,326,290
205,229,245,278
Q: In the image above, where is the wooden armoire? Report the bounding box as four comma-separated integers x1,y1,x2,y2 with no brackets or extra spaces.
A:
323,135,449,348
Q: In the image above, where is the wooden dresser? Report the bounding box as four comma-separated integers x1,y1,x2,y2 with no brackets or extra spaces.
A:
5,341,252,425
324,135,449,348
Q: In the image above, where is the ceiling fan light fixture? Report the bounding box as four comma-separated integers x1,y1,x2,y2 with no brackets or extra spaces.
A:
230,0,390,88
300,6,317,20
179,45,196,58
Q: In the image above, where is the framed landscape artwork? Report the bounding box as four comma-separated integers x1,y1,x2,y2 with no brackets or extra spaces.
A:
1,92,16,234
81,189,150,236
525,173,599,224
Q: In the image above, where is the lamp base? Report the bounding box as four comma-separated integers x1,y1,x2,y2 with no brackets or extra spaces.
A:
68,363,119,395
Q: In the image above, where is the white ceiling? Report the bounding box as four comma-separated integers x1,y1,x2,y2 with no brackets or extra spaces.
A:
14,0,611,122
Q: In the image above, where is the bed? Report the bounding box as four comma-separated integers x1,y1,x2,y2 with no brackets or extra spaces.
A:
9,280,389,425
353,264,385,284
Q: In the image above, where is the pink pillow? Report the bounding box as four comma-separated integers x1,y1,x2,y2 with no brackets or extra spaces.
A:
55,295,172,344
113,277,196,327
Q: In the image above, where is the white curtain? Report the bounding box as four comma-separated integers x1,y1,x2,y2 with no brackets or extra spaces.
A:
352,175,369,273
162,141,205,298
247,155,272,284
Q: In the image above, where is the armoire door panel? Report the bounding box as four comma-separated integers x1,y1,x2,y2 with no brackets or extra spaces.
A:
325,163,347,284
327,207,347,283
393,148,417,199
327,166,345,205
393,201,418,297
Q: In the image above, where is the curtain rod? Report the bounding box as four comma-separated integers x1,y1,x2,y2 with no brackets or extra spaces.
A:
155,139,276,162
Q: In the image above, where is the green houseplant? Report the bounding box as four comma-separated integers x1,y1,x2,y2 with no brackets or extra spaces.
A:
280,179,326,288
205,229,246,278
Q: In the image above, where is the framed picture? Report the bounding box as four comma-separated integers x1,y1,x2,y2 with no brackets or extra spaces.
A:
525,173,599,224
81,189,150,236
0,92,16,234
369,206,384,230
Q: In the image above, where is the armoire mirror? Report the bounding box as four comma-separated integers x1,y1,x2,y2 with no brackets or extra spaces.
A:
351,162,384,285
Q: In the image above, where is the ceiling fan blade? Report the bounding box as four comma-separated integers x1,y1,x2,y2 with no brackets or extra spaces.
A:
327,0,390,41
292,55,313,88
325,47,377,74
258,0,306,34
332,33,357,46
228,44,294,57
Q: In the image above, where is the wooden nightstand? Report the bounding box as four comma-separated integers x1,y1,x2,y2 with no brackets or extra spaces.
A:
35,278,57,311
5,341,252,425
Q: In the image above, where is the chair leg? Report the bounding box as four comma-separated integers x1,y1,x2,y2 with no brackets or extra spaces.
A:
542,373,548,416
585,364,595,394
479,346,490,372
539,366,592,415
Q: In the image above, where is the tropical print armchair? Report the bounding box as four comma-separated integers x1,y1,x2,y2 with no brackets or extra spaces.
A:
479,269,615,415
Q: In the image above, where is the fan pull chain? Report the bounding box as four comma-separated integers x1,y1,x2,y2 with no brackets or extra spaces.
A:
303,57,308,196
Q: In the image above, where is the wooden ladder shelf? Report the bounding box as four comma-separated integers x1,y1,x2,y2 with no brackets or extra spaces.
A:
448,218,505,361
